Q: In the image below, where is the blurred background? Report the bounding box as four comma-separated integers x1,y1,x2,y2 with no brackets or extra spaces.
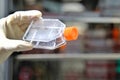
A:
1,0,120,80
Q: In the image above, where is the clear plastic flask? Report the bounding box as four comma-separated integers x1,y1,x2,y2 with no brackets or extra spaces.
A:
23,18,78,50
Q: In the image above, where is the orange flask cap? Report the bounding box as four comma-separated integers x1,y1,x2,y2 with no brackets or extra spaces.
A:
64,26,79,41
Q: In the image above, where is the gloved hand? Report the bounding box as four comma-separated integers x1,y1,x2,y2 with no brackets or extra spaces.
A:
0,10,42,63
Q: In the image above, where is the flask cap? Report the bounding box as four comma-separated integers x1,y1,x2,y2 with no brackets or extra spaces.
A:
64,26,79,41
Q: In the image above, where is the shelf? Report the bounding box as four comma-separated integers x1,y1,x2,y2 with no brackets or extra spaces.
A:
43,12,120,23
16,53,120,61
44,16,120,23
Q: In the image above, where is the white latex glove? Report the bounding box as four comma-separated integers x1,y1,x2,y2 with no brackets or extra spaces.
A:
0,10,42,63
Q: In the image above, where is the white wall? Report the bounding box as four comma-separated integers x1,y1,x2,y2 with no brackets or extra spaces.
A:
0,0,6,18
